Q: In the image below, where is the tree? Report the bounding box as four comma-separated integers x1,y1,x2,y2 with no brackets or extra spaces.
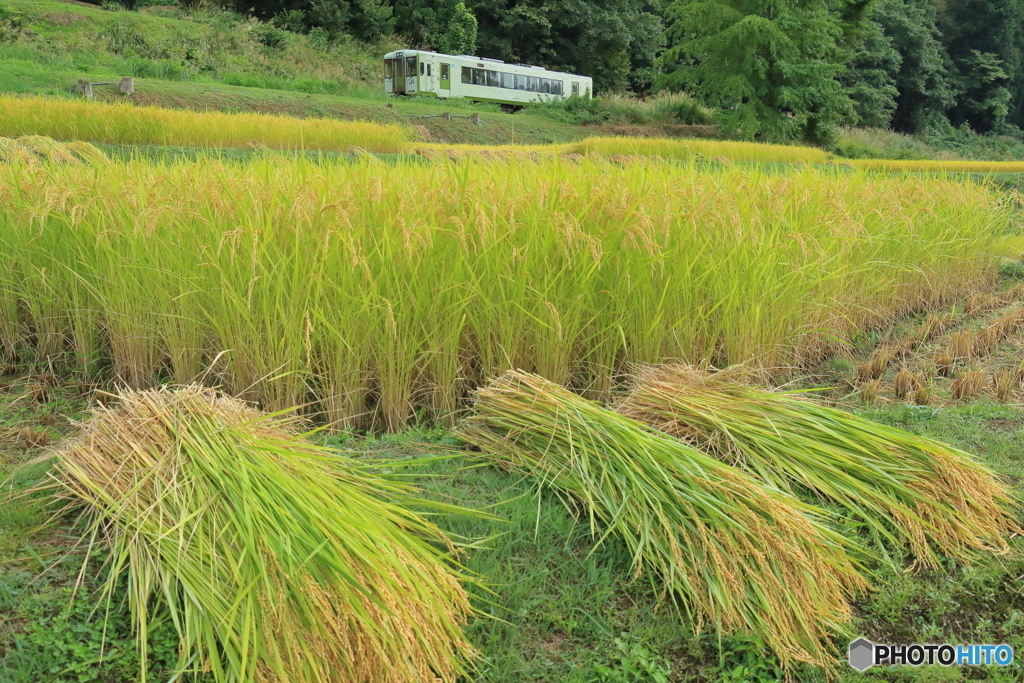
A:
935,0,1024,131
842,0,954,132
842,17,902,127
462,0,664,93
656,0,857,143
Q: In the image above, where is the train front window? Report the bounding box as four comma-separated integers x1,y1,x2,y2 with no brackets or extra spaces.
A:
462,66,471,83
384,59,394,79
406,57,417,77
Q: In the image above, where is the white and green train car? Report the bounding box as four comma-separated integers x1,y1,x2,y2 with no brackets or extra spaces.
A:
383,50,592,111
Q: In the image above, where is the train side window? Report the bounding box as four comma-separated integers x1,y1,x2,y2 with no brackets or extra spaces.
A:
427,64,432,76
462,66,472,83
442,64,450,80
487,70,500,87
515,75,526,90
501,72,514,89
528,76,538,92
473,68,486,85
541,78,551,94
571,82,579,96
552,80,562,95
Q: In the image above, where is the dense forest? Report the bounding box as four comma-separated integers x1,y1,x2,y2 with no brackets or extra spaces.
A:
86,0,1024,144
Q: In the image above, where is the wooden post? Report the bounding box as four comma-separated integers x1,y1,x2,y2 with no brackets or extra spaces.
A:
74,78,94,100
469,112,481,127
443,112,452,121
118,77,134,96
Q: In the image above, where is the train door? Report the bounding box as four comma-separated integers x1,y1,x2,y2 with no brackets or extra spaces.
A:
406,55,418,94
393,53,406,94
439,63,451,98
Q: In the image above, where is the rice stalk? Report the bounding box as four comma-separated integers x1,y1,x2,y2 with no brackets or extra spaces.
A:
617,365,1020,569
893,368,920,400
461,370,867,671
951,370,986,400
52,385,475,683
992,370,1015,402
949,331,974,362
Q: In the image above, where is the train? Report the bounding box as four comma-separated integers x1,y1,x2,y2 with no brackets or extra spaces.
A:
383,49,592,111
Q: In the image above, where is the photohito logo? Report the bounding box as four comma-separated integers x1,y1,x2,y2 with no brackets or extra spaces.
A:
848,638,1014,671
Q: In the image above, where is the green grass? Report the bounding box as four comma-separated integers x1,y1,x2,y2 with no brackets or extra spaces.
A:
2,374,1024,680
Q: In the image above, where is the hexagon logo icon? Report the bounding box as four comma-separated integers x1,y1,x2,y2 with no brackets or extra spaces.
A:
849,638,874,671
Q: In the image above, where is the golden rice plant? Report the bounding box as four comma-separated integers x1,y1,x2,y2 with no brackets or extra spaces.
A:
0,95,410,153
567,136,830,164
617,365,1019,569
894,367,921,399
846,158,1024,173
992,370,1016,402
935,351,956,377
859,379,882,403
52,385,475,683
858,346,898,381
974,326,999,357
915,313,948,345
913,384,933,405
994,306,1024,339
0,156,1006,428
0,135,107,166
461,370,866,671
952,370,987,400
949,331,975,362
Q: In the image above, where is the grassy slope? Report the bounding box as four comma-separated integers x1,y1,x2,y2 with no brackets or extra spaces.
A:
0,0,719,146
3,280,1024,681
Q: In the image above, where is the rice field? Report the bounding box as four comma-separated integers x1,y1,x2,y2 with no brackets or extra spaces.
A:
843,158,1024,173
0,153,1007,430
417,136,830,163
8,95,830,163
0,95,411,153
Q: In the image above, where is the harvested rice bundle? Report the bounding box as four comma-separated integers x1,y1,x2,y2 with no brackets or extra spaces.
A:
63,140,109,164
461,370,866,671
52,385,474,683
618,365,1019,569
16,135,77,164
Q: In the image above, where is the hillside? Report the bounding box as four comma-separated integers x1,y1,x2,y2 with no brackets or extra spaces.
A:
0,0,722,146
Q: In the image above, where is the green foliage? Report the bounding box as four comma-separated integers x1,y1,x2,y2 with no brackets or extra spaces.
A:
936,0,1024,132
103,22,149,56
841,13,901,128
716,637,784,683
0,556,186,683
272,7,306,31
527,91,711,126
594,633,672,683
251,20,289,47
309,0,352,40
657,0,854,144
462,0,665,93
308,24,329,48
